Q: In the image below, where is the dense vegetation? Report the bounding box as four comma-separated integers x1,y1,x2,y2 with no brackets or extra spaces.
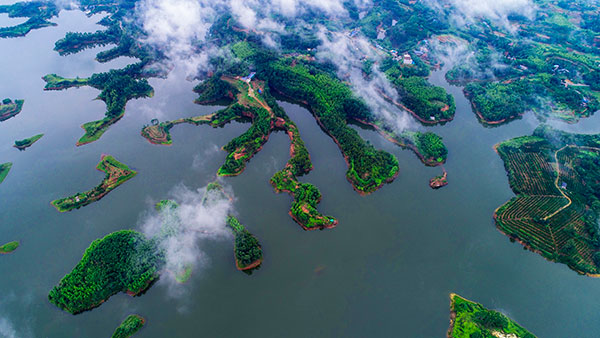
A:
51,155,137,212
14,133,43,150
0,241,19,254
39,0,159,146
495,125,600,275
0,99,24,122
440,2,600,124
194,74,238,104
0,162,12,185
380,57,455,123
0,1,58,38
270,116,338,229
48,230,163,314
145,75,337,229
226,216,263,270
111,315,145,338
262,60,399,194
448,293,537,338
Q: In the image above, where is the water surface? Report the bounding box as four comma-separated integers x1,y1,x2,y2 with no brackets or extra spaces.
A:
1,11,600,338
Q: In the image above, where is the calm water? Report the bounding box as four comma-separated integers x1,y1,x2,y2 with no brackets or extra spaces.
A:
1,10,600,338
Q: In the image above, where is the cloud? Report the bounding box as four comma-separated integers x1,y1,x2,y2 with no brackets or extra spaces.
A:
139,183,234,297
316,29,413,132
427,0,536,31
0,318,17,338
452,0,536,21
135,0,373,76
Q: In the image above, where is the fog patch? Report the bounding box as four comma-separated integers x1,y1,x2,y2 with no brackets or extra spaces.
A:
316,29,413,133
139,183,234,297
426,0,536,32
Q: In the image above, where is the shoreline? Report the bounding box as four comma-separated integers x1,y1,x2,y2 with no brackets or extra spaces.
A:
377,89,454,125
273,87,398,195
353,118,444,167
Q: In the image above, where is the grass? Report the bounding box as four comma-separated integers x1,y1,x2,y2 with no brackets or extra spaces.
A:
14,133,44,150
0,241,19,254
42,74,88,90
77,114,124,146
0,162,12,185
0,99,24,121
111,315,145,338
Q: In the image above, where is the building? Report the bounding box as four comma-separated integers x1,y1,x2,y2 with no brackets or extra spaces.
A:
403,53,413,65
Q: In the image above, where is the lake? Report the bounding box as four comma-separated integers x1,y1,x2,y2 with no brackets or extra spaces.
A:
1,9,600,338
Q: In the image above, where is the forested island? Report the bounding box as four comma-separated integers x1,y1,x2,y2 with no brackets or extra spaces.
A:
111,315,145,338
447,293,536,338
0,1,58,38
0,162,12,185
0,98,24,122
14,133,43,150
495,126,600,275
226,216,263,271
51,155,137,212
0,241,19,254
48,230,163,314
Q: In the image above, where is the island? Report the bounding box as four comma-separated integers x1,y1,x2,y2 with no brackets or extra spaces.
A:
495,125,600,275
48,230,164,314
0,162,12,185
111,315,145,338
51,155,137,212
0,99,24,122
227,216,263,271
14,133,43,150
0,241,19,254
429,171,448,189
447,293,537,338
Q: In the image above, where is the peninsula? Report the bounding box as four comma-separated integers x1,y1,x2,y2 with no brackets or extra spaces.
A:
495,125,600,275
0,1,58,38
144,74,338,230
51,155,137,212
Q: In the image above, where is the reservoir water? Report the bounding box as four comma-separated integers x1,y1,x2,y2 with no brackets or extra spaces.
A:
1,10,600,338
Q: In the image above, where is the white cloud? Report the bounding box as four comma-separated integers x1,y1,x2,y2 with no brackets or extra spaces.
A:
316,29,413,132
140,183,234,297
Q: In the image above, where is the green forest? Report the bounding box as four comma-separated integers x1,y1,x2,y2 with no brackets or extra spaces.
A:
48,230,164,314
448,294,536,338
227,217,263,270
0,162,12,185
111,314,145,338
0,241,19,254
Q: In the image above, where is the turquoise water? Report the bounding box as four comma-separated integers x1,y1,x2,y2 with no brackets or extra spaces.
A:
1,10,600,338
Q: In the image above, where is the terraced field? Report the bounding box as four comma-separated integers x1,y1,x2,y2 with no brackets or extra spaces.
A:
494,127,600,275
